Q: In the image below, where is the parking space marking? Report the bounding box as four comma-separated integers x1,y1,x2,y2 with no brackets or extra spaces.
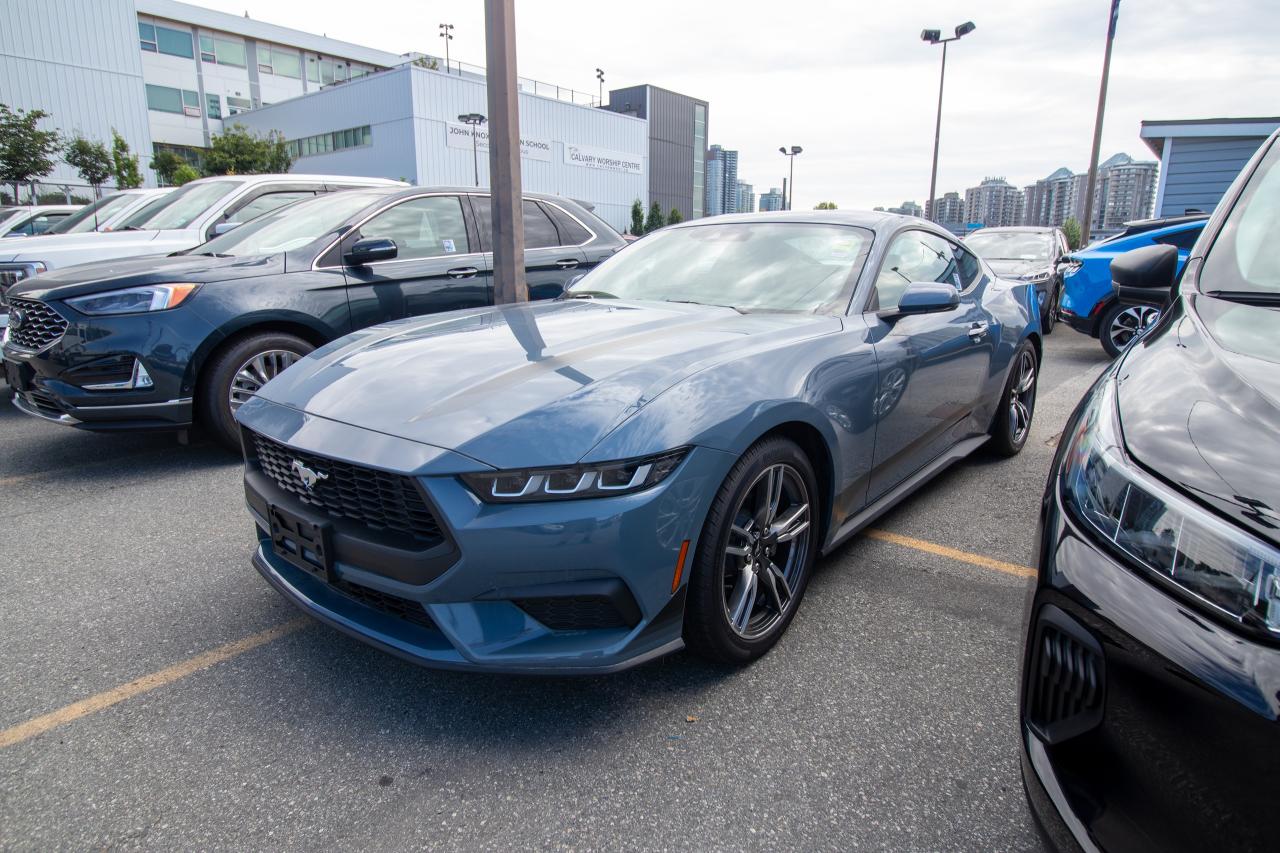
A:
864,528,1036,579
0,617,309,749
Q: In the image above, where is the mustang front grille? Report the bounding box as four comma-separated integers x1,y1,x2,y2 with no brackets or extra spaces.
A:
250,431,445,547
6,297,68,351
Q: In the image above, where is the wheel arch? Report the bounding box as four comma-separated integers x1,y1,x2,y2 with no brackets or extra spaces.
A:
190,316,333,418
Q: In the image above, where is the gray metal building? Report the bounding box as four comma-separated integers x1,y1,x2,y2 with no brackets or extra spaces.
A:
1141,117,1280,216
605,84,708,220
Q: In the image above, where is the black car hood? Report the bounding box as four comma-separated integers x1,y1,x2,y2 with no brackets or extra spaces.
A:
8,253,284,301
1117,294,1280,546
984,258,1049,278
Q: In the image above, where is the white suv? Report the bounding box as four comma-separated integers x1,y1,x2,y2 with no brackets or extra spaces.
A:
0,174,404,324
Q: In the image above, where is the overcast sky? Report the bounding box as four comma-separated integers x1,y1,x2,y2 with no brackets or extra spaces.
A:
198,0,1279,210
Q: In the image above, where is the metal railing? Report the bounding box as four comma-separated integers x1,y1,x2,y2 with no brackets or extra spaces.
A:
387,54,602,108
0,181,118,206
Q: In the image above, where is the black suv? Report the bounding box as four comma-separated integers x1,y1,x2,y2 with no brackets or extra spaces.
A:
1021,131,1280,851
3,187,624,448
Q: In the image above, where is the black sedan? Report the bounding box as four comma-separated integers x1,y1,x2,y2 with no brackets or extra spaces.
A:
964,226,1071,332
2,187,623,448
1021,131,1280,851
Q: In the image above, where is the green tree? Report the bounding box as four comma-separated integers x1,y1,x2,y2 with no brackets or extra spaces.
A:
813,201,838,210
629,199,645,235
111,131,143,189
667,206,683,224
644,202,665,234
64,136,113,198
171,164,200,186
1062,217,1083,250
204,123,293,176
150,150,185,185
0,103,62,205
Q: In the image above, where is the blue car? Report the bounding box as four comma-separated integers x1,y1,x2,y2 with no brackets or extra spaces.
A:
1058,214,1207,356
236,211,1042,674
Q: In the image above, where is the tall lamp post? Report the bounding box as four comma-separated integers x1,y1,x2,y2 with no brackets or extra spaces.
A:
439,23,453,74
921,21,975,222
779,146,802,210
458,112,486,187
595,68,605,106
1080,0,1121,246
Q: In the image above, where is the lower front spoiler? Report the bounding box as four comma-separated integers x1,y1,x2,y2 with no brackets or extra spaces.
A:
11,391,192,431
252,544,686,675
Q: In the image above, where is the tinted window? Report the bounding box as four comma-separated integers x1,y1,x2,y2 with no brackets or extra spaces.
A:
546,204,592,245
1154,226,1203,252
470,197,570,248
358,196,469,260
954,245,983,288
874,230,961,310
225,191,314,226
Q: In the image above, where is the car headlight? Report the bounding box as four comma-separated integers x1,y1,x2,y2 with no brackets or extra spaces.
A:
1061,377,1280,635
461,448,688,503
1020,271,1052,282
66,283,199,316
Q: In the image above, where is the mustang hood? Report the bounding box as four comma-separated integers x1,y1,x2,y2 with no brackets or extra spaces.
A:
1118,295,1280,547
256,299,840,468
9,252,284,301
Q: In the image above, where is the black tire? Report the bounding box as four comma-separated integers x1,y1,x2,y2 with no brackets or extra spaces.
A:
200,331,313,451
684,436,820,665
1098,301,1159,359
988,341,1038,458
1041,284,1058,334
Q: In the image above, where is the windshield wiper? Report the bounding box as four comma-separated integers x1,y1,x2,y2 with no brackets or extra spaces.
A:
663,298,746,313
562,290,616,299
1204,290,1280,306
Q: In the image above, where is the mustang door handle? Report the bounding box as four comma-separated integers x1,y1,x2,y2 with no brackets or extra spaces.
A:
446,267,478,279
555,259,580,269
967,322,989,340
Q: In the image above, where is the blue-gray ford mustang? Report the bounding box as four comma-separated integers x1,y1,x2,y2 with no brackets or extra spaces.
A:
236,211,1042,674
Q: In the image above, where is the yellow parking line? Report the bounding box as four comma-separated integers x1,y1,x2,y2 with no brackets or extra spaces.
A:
0,617,309,749
864,528,1036,578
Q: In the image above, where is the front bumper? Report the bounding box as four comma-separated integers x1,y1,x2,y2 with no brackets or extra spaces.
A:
1019,483,1279,852
239,400,733,674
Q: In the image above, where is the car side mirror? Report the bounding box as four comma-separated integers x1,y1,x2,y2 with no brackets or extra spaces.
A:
1112,244,1177,308
345,237,398,265
895,282,960,315
212,221,241,236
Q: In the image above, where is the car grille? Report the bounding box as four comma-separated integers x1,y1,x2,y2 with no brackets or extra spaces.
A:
515,595,637,631
332,577,437,631
250,431,445,547
1026,606,1105,744
7,297,68,351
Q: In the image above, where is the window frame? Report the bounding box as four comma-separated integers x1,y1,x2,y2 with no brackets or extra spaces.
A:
859,226,979,315
464,194,599,251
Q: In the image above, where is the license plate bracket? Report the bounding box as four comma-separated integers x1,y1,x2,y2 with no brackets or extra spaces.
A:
269,503,335,582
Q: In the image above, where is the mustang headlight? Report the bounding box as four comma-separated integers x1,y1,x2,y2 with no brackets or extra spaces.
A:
66,283,199,315
1062,378,1280,635
461,448,688,503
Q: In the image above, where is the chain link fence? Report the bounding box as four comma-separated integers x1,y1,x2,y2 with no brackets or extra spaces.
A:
1,181,123,207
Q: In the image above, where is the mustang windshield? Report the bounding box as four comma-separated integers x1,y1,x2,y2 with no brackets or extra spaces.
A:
194,190,384,257
568,222,872,312
966,231,1052,261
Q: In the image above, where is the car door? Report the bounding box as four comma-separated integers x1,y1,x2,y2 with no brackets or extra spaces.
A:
865,229,996,500
339,194,490,329
468,195,588,300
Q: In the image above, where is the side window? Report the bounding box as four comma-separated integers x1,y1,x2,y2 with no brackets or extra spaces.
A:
872,230,960,310
226,191,314,226
357,196,470,261
1154,227,1203,252
953,244,983,289
545,204,592,245
523,201,559,249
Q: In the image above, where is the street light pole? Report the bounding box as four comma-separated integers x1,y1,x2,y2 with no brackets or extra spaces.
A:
921,21,975,222
458,113,486,187
1080,0,1121,246
596,68,604,106
779,146,802,210
438,23,453,74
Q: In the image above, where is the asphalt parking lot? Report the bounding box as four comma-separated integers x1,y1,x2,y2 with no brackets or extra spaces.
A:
0,327,1111,851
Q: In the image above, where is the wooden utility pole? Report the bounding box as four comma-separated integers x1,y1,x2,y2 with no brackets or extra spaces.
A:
1080,0,1121,246
484,0,527,303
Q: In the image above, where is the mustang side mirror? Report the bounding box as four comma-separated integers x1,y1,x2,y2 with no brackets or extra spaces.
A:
1112,244,1178,308
895,282,960,315
345,237,398,265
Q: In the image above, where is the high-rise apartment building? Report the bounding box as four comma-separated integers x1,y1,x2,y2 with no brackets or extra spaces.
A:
759,187,784,211
735,180,755,213
964,177,1025,227
927,192,964,225
704,144,739,216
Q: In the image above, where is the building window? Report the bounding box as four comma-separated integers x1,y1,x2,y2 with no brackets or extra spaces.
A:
139,23,157,52
199,34,246,67
155,25,194,59
146,84,201,117
306,56,367,86
206,93,222,119
285,125,373,160
226,96,253,116
693,103,707,218
258,45,301,79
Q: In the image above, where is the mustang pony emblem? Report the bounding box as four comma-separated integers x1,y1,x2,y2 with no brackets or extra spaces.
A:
291,459,329,491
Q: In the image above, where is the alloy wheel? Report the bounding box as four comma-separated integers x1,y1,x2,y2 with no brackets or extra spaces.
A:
721,463,812,640
1008,348,1037,446
228,349,301,413
1107,305,1160,352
